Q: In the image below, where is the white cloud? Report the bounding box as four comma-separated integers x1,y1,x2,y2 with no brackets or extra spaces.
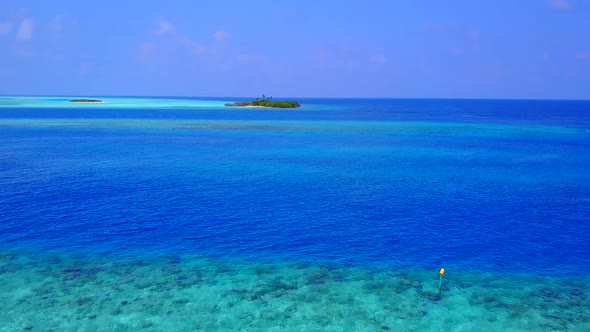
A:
156,19,175,35
0,21,13,35
214,30,228,42
48,15,64,37
313,46,331,61
468,29,481,43
452,48,465,56
138,41,155,58
549,0,572,10
14,47,34,57
79,63,93,76
179,36,205,55
369,54,387,65
151,19,207,57
16,18,33,42
238,54,257,63
424,24,447,33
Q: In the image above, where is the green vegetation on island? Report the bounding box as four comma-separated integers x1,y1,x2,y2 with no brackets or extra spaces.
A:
70,99,103,103
225,95,300,109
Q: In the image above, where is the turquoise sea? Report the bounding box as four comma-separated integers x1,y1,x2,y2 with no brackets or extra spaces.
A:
0,96,589,331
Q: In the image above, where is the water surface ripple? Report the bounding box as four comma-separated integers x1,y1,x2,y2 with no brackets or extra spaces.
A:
0,97,589,330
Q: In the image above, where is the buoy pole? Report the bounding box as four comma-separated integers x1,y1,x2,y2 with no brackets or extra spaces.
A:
438,268,445,296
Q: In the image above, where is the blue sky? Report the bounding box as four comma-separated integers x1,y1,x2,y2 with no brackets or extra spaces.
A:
1,0,589,99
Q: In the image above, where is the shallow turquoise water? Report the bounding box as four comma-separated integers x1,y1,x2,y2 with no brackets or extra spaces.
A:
0,96,229,109
0,97,589,330
1,249,589,331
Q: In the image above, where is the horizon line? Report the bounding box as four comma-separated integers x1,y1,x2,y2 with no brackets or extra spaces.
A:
1,94,589,102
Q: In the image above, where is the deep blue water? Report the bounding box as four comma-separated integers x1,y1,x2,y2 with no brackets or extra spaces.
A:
1,98,589,277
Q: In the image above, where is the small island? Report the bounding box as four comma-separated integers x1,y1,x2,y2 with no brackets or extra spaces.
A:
225,95,300,109
70,99,104,103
